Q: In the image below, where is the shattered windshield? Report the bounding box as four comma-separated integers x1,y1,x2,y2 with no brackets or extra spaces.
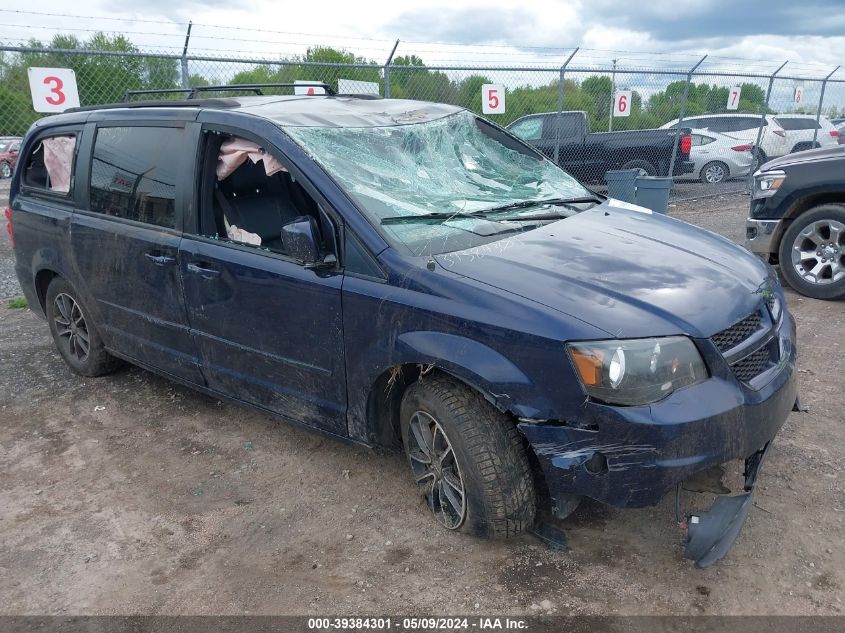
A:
283,111,593,255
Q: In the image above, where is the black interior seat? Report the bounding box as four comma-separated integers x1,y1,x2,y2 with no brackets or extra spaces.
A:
217,157,318,251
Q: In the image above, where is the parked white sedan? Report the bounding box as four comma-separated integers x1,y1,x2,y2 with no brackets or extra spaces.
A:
685,130,755,184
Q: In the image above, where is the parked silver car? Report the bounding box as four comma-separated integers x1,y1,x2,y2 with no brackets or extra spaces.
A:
684,129,755,184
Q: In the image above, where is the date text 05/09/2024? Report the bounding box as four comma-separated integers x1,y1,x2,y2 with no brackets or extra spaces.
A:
307,617,529,630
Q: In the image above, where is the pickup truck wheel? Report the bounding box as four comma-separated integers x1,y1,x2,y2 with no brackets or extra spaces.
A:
0,162,11,179
620,160,656,176
45,277,123,376
779,205,845,299
700,161,728,184
400,374,536,538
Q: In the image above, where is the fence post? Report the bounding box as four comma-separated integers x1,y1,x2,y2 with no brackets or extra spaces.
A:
608,58,617,132
180,21,192,90
751,60,788,177
668,55,707,179
383,39,399,98
554,47,579,165
813,65,839,146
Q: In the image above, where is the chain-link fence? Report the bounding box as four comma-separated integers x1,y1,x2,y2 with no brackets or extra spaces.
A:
2,42,844,201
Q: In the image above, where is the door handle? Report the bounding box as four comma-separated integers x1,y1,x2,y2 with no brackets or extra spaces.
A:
144,251,175,266
186,262,221,279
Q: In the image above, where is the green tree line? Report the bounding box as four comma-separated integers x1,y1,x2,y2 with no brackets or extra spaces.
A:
0,33,787,136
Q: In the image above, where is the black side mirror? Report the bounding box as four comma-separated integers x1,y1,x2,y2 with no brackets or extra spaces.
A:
280,215,322,264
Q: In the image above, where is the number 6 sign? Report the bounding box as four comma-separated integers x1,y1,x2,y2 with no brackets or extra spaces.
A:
28,67,80,113
482,84,506,114
613,90,632,117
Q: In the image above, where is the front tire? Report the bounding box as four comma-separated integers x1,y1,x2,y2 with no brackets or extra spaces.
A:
45,277,123,376
778,205,845,299
400,374,536,538
0,162,11,179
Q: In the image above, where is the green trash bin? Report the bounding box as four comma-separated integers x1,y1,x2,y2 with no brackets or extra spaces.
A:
635,176,673,214
604,169,639,204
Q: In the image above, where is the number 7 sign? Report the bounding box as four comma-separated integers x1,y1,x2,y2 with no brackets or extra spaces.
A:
28,67,80,113
727,86,741,110
482,84,506,114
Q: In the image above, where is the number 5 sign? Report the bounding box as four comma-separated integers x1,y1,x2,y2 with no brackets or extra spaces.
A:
482,84,505,114
613,90,632,117
727,86,741,110
28,67,80,113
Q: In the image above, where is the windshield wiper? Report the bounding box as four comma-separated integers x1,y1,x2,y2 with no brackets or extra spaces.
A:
379,195,602,225
481,196,602,215
380,211,485,225
496,212,573,222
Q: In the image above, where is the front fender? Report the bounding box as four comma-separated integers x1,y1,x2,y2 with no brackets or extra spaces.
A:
394,330,533,413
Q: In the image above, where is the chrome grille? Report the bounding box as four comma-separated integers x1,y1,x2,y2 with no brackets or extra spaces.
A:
711,312,762,352
732,346,774,383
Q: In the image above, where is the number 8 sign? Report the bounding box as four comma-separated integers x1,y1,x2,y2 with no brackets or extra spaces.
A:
28,67,80,113
482,84,506,115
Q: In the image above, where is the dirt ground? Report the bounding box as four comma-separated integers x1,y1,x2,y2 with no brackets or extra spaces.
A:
1,182,843,616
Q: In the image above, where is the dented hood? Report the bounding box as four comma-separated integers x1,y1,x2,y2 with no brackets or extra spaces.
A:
435,203,774,339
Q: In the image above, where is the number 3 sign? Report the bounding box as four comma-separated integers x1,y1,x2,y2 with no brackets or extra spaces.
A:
28,67,80,113
482,84,505,114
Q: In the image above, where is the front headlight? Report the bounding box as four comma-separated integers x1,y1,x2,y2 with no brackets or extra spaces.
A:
566,336,708,406
752,170,786,199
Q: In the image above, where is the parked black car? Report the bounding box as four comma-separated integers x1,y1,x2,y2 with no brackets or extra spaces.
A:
746,146,845,299
6,87,797,567
507,111,695,182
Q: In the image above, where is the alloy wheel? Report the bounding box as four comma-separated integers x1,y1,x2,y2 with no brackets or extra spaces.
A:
0,163,10,179
53,293,91,362
790,219,845,285
406,410,467,530
704,163,726,183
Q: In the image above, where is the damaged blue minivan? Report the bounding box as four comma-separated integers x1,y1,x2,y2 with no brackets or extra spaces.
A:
7,85,797,567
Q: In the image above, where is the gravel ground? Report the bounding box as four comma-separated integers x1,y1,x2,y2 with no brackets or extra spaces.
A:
1,185,843,616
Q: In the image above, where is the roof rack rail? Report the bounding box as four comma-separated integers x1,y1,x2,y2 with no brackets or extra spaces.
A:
122,82,335,102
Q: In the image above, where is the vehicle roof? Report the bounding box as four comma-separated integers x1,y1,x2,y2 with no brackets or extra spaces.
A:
774,113,831,120
685,113,771,118
56,95,465,129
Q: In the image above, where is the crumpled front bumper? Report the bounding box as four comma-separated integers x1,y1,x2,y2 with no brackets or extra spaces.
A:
518,314,797,513
683,443,770,568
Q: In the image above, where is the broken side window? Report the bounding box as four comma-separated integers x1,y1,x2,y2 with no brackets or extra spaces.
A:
23,134,77,194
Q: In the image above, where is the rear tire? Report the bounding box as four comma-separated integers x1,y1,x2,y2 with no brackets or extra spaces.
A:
0,162,10,179
400,374,536,538
45,277,123,376
700,161,729,184
778,205,845,300
620,160,656,177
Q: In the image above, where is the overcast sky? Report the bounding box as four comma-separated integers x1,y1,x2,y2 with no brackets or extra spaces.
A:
1,1,844,76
